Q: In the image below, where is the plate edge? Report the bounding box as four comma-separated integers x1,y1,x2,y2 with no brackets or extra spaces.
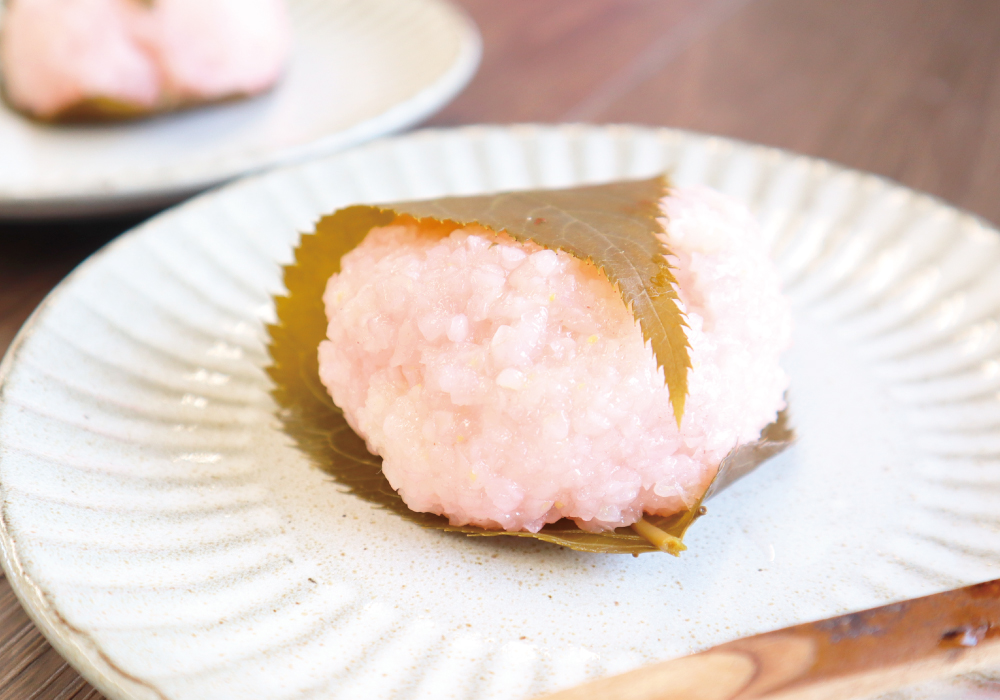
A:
1,122,998,700
0,0,484,219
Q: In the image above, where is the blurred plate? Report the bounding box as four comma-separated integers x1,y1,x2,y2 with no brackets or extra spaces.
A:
1,125,998,700
0,0,479,219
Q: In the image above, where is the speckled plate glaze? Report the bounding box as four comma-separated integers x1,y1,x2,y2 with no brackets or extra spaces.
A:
0,0,480,218
2,125,999,700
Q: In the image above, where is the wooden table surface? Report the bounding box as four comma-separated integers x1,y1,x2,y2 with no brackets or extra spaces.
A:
2,1,1000,698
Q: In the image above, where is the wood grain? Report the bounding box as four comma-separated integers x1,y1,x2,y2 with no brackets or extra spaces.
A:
536,580,1000,700
430,0,728,123
3,1,1000,698
588,0,1000,227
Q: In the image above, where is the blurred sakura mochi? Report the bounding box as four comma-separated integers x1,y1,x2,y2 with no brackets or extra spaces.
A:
0,0,291,121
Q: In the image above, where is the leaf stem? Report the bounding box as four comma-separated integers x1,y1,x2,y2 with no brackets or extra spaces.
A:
631,518,687,556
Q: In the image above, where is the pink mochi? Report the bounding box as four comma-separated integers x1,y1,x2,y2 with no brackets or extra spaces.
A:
0,0,290,119
318,186,792,533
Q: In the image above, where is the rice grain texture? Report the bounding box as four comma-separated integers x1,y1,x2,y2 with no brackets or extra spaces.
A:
318,186,791,533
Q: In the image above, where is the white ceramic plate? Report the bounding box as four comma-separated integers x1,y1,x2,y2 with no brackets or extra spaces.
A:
2,125,999,700
0,0,480,219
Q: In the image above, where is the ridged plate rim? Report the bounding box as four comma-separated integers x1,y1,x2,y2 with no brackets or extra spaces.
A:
1,123,998,700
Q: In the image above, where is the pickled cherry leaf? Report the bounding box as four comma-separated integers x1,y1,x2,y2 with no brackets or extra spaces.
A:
389,175,691,423
266,180,793,555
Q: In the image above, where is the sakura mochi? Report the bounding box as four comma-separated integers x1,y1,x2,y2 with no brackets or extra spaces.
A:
0,0,290,120
316,185,792,535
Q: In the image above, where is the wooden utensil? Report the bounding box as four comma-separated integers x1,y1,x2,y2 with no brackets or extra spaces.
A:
537,579,1000,700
